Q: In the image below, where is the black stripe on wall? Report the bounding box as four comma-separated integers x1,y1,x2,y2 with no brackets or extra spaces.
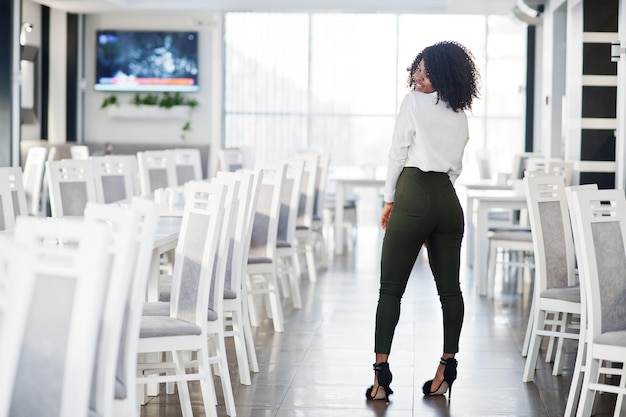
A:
580,129,616,161
583,43,618,75
580,172,615,189
66,13,78,142
0,0,14,166
581,86,617,118
40,6,49,142
583,0,618,32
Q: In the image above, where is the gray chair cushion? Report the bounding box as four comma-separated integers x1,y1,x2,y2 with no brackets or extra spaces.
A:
139,316,201,338
277,240,291,248
540,285,580,303
224,289,237,299
248,256,272,264
595,330,626,347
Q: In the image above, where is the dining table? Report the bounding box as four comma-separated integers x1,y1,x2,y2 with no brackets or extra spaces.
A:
331,173,385,255
463,187,528,296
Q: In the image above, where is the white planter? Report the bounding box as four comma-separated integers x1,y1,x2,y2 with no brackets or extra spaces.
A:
106,104,190,120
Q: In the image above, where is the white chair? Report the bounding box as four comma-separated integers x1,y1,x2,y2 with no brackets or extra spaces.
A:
7,216,110,417
92,155,138,204
22,146,47,216
294,152,320,282
46,159,98,217
112,198,159,417
217,169,262,381
0,167,28,217
218,147,245,172
561,183,599,417
137,181,226,417
0,237,35,417
522,174,581,382
136,150,177,196
310,150,330,268
84,203,139,417
567,188,626,417
171,148,203,185
0,171,16,231
275,159,305,309
246,162,287,332
70,145,90,160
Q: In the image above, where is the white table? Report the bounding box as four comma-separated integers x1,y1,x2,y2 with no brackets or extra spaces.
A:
460,181,513,266
146,216,182,302
332,176,385,255
464,188,528,296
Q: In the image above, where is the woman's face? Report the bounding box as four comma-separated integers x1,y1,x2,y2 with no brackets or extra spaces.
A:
412,60,435,94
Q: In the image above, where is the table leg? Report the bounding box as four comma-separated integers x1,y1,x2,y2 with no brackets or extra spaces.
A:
334,183,346,255
474,203,489,296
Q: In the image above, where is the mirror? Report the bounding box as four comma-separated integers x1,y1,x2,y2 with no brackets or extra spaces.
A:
21,45,38,124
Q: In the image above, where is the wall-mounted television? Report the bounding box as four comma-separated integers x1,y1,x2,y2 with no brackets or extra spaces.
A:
95,30,199,92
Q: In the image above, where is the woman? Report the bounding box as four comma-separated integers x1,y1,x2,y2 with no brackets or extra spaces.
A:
366,41,480,401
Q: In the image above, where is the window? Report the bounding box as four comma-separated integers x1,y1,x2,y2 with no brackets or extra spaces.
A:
224,12,527,181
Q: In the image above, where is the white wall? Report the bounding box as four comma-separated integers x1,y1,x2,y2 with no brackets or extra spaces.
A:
82,11,221,154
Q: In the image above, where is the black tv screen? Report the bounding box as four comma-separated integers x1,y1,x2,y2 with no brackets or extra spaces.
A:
95,30,199,92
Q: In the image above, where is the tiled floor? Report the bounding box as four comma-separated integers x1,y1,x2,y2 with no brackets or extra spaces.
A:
140,190,621,417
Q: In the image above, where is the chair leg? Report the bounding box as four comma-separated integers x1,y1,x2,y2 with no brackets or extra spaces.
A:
246,274,260,327
230,309,252,385
564,325,587,417
267,272,285,332
305,244,317,282
241,295,260,373
522,287,537,358
172,350,194,417
487,240,498,298
577,357,599,417
195,345,219,417
212,333,237,416
523,308,546,382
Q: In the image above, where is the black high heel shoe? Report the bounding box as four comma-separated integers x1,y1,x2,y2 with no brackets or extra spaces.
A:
365,362,394,401
422,357,457,398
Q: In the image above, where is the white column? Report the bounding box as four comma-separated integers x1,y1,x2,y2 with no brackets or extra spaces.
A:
48,8,67,144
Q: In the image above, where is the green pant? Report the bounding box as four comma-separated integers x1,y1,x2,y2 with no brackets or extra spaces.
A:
375,167,465,354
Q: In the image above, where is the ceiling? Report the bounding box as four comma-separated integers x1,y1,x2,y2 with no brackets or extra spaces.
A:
28,0,544,15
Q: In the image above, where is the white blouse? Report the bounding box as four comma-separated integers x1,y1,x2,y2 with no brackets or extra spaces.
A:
383,91,469,203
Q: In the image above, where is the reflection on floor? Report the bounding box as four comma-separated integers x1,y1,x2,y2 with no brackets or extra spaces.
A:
140,224,621,417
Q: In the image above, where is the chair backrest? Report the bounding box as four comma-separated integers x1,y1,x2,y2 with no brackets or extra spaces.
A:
9,216,109,417
248,163,286,260
294,153,319,229
524,174,578,293
0,167,28,218
545,160,574,186
169,181,226,327
136,150,177,195
0,171,16,231
218,147,245,172
22,146,47,216
511,152,543,181
217,170,262,298
91,155,138,204
70,145,90,160
568,188,626,340
83,203,139,417
116,198,159,405
208,178,240,320
277,159,304,246
0,237,35,417
171,148,203,186
46,159,98,217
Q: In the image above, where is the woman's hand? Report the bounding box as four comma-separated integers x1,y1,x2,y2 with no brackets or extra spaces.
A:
381,202,394,230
